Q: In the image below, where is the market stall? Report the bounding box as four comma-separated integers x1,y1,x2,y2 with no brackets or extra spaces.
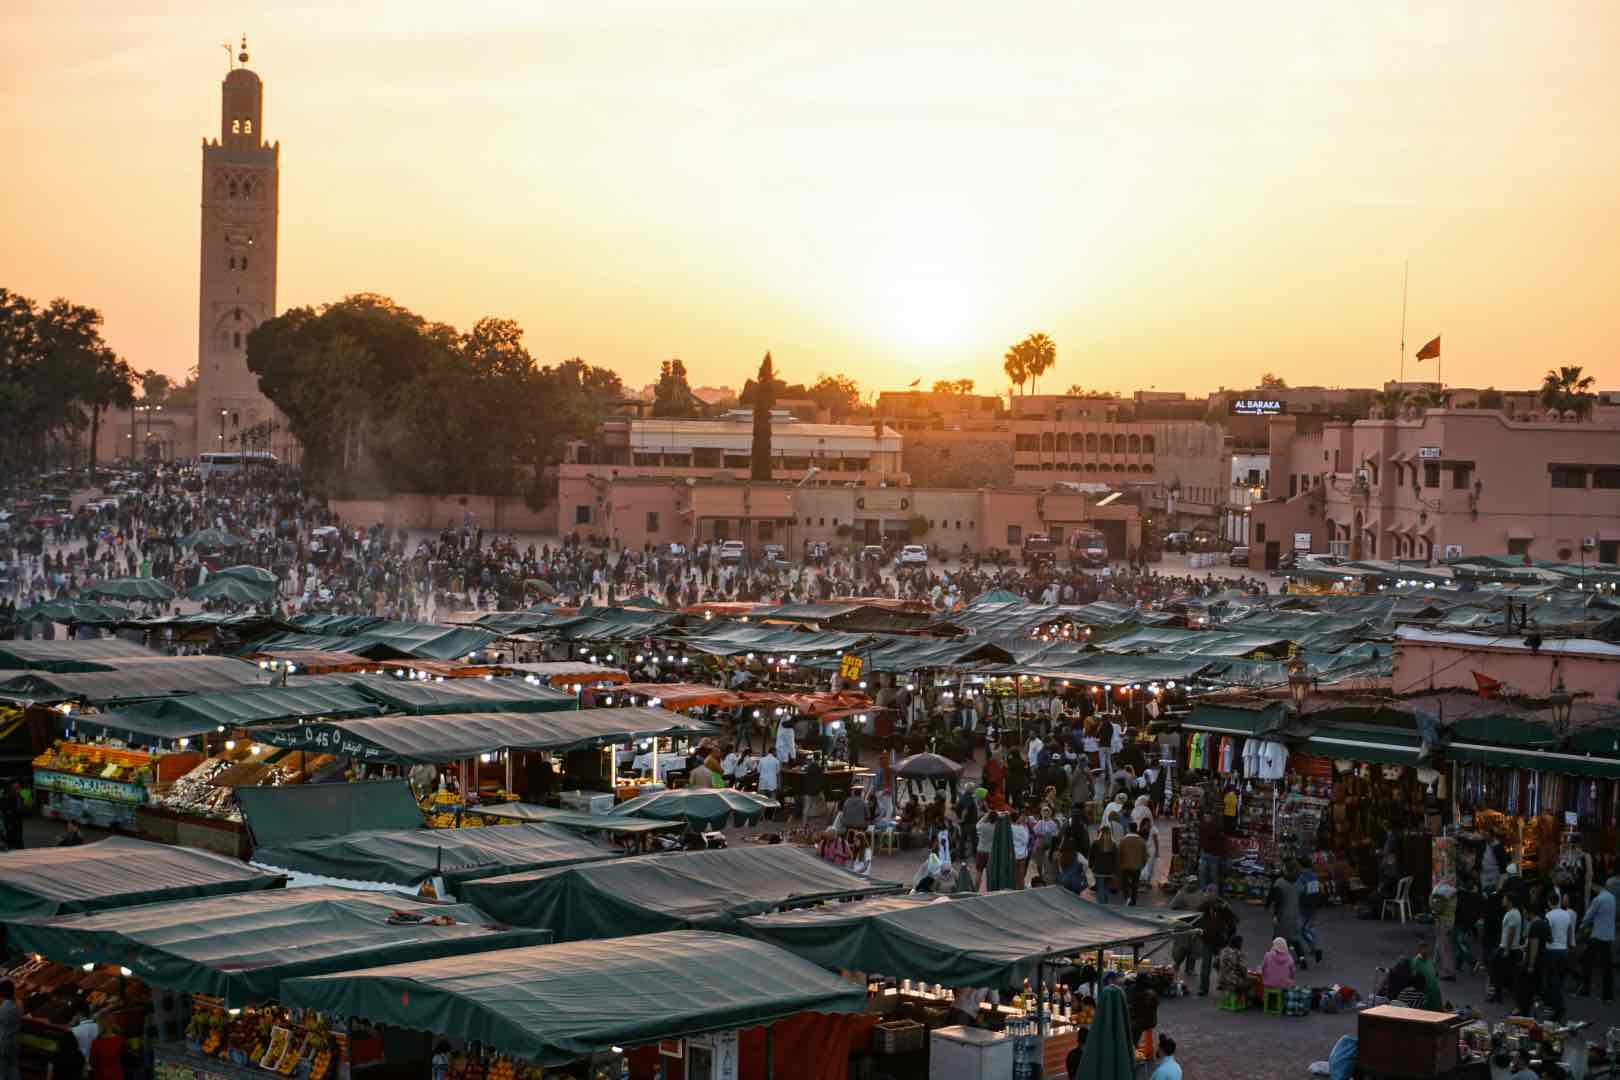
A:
0,837,283,921
236,780,618,893
277,930,869,1080
3,887,547,1080
740,887,1187,1078
459,844,901,940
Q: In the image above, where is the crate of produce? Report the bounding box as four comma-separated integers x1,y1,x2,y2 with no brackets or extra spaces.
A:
872,1019,925,1055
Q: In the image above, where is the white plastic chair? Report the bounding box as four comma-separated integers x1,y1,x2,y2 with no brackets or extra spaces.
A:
1382,875,1414,923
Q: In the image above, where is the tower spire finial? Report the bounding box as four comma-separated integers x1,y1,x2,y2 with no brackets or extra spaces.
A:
238,34,250,66
222,40,234,71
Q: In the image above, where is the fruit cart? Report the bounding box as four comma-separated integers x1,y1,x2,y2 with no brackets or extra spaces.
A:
32,741,159,830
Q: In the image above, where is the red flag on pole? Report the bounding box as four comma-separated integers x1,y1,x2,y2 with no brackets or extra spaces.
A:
1415,335,1441,361
1472,671,1501,699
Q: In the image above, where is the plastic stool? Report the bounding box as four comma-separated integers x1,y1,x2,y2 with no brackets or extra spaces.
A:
1218,992,1247,1012
1263,988,1284,1015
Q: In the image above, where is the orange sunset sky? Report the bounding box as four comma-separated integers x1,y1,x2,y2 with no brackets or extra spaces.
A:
4,1,1617,398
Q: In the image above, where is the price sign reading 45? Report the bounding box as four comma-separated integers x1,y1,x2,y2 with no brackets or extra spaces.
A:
839,654,864,681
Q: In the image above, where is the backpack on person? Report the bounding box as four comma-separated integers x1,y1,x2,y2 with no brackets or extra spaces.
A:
1298,867,1323,913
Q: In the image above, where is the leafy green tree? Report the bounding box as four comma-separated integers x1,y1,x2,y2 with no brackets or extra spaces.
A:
653,359,697,417
809,373,862,419
751,352,775,481
932,378,975,394
1259,372,1288,389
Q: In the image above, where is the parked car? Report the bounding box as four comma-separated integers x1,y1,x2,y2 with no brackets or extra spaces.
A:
804,540,829,564
760,544,786,562
859,544,886,564
897,544,928,567
1021,534,1058,566
1163,531,1192,553
1229,545,1250,567
718,539,746,563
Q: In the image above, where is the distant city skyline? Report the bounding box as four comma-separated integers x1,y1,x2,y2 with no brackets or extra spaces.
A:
4,1,1616,396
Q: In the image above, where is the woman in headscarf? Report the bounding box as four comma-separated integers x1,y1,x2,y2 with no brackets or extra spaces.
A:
1132,795,1159,887
1102,792,1128,842
1261,936,1296,991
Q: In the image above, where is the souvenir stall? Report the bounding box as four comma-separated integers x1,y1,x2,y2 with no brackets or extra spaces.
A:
4,888,544,1080
740,888,1188,1080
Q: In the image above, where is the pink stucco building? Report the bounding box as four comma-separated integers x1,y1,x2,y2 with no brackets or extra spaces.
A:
1250,409,1620,570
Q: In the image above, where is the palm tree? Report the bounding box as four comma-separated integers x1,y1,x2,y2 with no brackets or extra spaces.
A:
1004,333,1056,395
1540,365,1596,419
1372,388,1407,419
1406,388,1452,415
1002,347,1027,396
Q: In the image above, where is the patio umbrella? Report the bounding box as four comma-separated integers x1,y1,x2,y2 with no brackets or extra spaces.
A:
608,787,779,830
181,527,246,549
894,752,964,781
84,577,176,602
976,589,1025,604
188,576,275,604
1075,984,1134,1080
523,579,558,598
984,814,1015,891
619,595,666,610
16,600,132,625
212,564,278,585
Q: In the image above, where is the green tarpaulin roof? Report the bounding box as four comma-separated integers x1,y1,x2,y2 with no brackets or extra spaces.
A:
279,930,865,1065
1181,703,1286,736
252,823,619,888
84,577,178,602
0,639,157,673
459,845,902,939
337,675,578,714
742,888,1186,988
1301,722,1425,766
7,887,547,1006
0,836,284,920
987,655,1217,686
235,780,428,847
16,600,134,626
261,706,717,764
80,684,382,742
0,657,266,704
251,623,499,662
806,638,1014,673
467,804,681,834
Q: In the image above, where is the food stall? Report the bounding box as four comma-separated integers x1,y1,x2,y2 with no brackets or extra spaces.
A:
4,887,548,1080
277,931,869,1080
458,844,901,941
258,705,721,812
32,739,164,831
740,887,1187,1079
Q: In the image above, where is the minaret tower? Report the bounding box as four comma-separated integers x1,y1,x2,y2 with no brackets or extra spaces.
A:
196,36,283,458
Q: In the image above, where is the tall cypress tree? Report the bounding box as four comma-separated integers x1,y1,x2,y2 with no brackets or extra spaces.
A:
750,351,774,481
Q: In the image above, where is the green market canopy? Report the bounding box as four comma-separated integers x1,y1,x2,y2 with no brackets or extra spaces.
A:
280,930,864,1065
607,787,779,830
458,845,901,939
466,803,681,835
251,823,619,889
15,600,134,626
336,675,578,715
235,780,430,847
7,887,549,1006
77,684,382,742
180,527,247,548
0,639,157,673
189,576,277,604
741,888,1186,988
0,836,284,920
83,577,178,602
0,656,267,705
260,706,717,764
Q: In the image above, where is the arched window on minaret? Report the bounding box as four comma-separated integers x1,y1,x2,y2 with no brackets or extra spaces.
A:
243,119,253,135
232,120,241,134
